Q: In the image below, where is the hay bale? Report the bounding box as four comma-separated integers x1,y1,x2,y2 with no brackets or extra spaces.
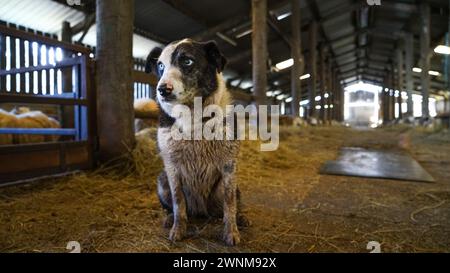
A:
132,127,162,178
135,118,158,133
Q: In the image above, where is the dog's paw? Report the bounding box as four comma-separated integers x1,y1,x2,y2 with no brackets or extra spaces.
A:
237,214,251,227
163,214,174,229
169,224,186,242
223,227,241,246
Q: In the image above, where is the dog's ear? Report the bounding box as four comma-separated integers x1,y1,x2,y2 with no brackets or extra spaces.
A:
203,41,227,73
145,47,163,74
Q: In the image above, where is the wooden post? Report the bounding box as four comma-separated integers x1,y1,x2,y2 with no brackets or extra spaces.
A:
27,29,34,94
36,32,43,95
10,35,16,92
61,21,72,93
61,21,74,129
18,28,25,93
308,21,318,119
97,0,135,162
327,58,332,123
387,67,393,121
391,64,397,120
420,2,430,119
404,33,414,118
319,44,326,123
334,77,339,121
339,84,344,122
382,75,389,124
251,0,267,107
396,44,404,119
290,0,303,117
45,37,51,94
0,31,6,91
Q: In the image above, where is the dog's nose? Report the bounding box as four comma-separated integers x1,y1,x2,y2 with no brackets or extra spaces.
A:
158,83,174,97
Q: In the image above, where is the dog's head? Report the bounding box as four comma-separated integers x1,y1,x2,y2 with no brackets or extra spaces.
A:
145,39,227,113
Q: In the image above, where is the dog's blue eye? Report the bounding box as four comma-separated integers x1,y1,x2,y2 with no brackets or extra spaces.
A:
183,58,194,66
158,63,165,73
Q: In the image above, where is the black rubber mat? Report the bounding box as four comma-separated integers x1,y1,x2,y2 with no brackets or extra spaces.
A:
320,147,435,182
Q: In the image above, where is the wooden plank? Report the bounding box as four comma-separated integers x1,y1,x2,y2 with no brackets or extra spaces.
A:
0,56,82,76
78,55,89,141
132,70,157,86
0,140,88,153
0,33,6,91
0,149,60,174
54,56,59,95
19,31,26,93
0,93,88,105
45,45,51,94
0,169,81,187
0,128,77,135
36,40,42,95
66,145,89,166
0,24,90,54
10,35,16,92
27,29,35,94
86,58,96,169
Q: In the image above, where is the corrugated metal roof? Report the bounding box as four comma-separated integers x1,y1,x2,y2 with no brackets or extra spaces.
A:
0,0,162,59
135,0,205,41
0,0,85,34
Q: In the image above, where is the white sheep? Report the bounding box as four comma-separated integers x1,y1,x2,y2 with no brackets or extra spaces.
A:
134,98,160,132
0,108,61,145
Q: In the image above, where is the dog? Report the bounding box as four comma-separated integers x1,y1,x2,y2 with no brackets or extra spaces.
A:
145,39,248,246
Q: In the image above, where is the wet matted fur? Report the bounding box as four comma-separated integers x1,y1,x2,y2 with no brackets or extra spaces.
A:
146,39,248,246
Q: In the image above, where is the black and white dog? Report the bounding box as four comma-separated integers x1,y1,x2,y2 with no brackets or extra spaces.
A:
145,39,248,246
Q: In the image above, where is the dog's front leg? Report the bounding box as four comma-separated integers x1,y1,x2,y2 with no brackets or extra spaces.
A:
167,166,187,242
222,161,240,246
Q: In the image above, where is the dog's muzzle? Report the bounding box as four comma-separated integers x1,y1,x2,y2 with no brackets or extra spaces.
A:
158,83,175,99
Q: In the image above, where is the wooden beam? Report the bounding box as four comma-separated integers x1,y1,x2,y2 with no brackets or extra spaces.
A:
267,14,291,48
134,27,169,45
0,24,90,54
192,15,249,41
162,0,208,26
71,13,96,36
